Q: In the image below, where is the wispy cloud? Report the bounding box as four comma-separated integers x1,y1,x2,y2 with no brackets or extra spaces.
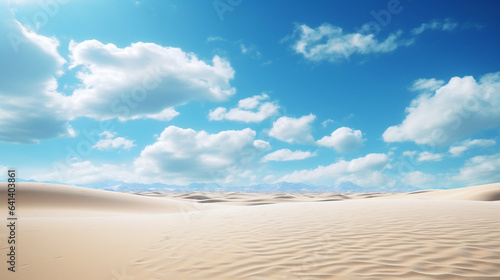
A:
289,23,412,62
289,18,481,63
262,149,316,162
410,78,445,92
417,151,443,162
411,18,458,35
239,42,261,58
449,139,496,157
206,36,226,42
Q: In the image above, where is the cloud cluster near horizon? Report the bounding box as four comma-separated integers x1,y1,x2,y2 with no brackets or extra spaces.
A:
383,73,500,145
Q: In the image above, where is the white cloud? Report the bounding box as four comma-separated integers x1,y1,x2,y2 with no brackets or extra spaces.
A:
410,78,445,92
269,114,316,144
134,126,270,184
321,119,334,127
253,139,272,151
403,171,436,188
68,39,235,121
453,153,500,186
449,139,496,157
317,127,365,153
100,131,115,139
238,94,268,109
411,18,458,35
0,166,7,180
126,108,179,121
383,72,500,145
240,43,261,58
291,23,411,62
206,36,226,42
449,146,467,158
289,19,475,63
39,160,140,185
279,153,390,186
209,93,279,123
417,151,443,162
403,150,442,162
0,11,73,143
262,149,316,162
92,131,135,151
402,150,417,157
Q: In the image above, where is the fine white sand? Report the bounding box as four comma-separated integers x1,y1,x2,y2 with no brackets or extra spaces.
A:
1,182,500,279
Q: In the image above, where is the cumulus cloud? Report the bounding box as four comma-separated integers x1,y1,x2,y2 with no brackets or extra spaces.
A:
290,23,411,62
68,39,235,121
453,153,500,186
279,153,390,186
411,18,458,35
209,93,279,123
269,114,316,144
403,171,436,188
449,139,496,157
92,131,135,151
1,8,236,143
134,126,270,184
0,10,73,143
317,127,365,153
40,160,139,185
261,149,316,162
383,72,500,145
417,151,443,162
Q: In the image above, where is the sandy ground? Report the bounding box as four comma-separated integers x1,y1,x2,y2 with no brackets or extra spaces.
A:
1,182,499,280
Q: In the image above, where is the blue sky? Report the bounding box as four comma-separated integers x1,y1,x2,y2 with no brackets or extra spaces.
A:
1,0,500,190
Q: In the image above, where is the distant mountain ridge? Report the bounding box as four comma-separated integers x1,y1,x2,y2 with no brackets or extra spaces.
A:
15,178,421,193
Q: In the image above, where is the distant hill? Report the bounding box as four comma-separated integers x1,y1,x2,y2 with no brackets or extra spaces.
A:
14,178,421,193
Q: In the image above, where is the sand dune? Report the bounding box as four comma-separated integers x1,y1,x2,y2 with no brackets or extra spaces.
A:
1,182,500,279
6,183,215,216
140,191,396,206
391,183,500,201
